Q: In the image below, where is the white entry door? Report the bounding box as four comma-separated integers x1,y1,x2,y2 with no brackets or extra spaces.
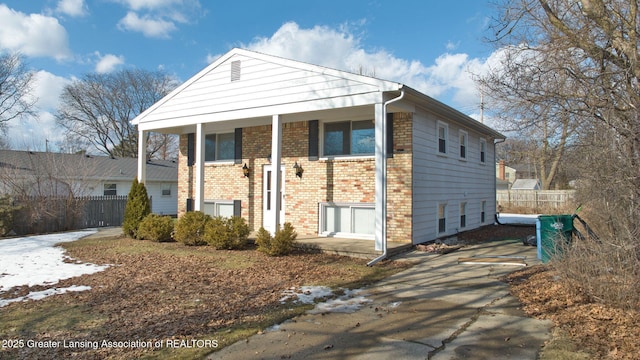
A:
263,165,285,232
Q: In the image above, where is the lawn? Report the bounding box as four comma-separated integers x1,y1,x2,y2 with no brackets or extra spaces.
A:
0,236,410,359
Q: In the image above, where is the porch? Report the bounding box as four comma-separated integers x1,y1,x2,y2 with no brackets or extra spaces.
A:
294,236,413,260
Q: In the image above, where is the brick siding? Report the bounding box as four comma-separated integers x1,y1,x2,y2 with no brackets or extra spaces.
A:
177,113,413,243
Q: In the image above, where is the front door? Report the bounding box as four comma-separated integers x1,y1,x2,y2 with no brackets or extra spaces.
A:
263,165,285,232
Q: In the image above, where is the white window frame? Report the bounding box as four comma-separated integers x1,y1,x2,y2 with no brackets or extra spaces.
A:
459,130,468,160
204,132,235,163
103,183,117,196
481,200,487,223
321,119,375,159
460,202,467,229
203,200,234,218
437,121,448,155
438,203,447,234
161,183,172,196
319,202,375,239
479,138,487,163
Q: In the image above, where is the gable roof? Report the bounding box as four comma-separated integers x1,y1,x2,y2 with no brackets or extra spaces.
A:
132,48,504,140
511,179,541,190
0,150,177,182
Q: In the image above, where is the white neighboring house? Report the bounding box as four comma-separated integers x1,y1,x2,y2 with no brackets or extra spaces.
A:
0,150,177,216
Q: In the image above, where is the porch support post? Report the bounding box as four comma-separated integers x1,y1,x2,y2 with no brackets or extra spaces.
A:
374,102,386,252
194,123,205,211
269,114,283,235
137,129,147,183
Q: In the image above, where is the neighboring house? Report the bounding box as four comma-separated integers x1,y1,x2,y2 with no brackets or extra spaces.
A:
0,150,178,215
496,160,517,189
132,48,505,251
511,179,541,190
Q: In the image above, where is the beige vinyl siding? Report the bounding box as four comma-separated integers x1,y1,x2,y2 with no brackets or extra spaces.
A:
412,109,496,244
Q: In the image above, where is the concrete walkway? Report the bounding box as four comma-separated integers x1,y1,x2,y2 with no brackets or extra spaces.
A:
210,239,552,359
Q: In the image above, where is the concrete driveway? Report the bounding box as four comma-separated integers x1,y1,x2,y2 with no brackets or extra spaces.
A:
209,238,552,359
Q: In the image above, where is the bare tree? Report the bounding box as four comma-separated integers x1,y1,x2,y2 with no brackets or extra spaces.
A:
56,69,178,158
485,0,640,308
0,53,36,133
484,0,639,214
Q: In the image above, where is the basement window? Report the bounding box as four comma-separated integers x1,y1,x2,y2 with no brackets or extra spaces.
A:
319,202,375,239
204,200,234,218
438,203,447,233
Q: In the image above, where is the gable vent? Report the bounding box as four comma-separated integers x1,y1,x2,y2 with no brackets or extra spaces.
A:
230,60,241,81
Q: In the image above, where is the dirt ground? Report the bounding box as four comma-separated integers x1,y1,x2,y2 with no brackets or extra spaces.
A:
2,225,638,359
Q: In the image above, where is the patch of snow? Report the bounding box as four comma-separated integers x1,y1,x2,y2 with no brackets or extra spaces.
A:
307,289,372,314
496,213,540,226
0,285,92,307
279,285,334,304
280,286,372,314
0,230,109,304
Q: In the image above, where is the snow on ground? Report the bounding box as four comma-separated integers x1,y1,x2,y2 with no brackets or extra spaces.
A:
0,230,110,307
280,286,372,314
496,213,541,226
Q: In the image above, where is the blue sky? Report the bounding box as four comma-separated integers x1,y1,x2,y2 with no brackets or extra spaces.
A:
0,0,501,151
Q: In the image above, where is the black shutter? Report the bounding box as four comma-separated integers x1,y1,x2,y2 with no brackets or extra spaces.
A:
386,113,394,158
234,128,242,164
233,200,241,217
186,198,193,212
308,120,319,161
187,133,195,166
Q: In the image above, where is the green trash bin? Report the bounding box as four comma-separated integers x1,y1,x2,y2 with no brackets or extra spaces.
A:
536,215,573,263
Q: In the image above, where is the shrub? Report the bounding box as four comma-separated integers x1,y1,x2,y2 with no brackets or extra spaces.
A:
122,179,151,239
173,211,210,246
204,216,250,250
138,214,174,242
0,196,20,236
255,222,297,256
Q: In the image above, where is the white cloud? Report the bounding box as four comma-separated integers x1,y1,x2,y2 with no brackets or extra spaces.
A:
240,21,491,112
117,11,177,38
112,0,185,11
0,4,71,60
95,53,125,73
56,0,88,17
32,70,71,110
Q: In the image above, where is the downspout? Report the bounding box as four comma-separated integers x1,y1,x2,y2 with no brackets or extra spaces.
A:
494,138,506,222
367,88,405,267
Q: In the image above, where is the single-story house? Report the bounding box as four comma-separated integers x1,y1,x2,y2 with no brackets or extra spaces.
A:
0,150,178,215
133,48,505,254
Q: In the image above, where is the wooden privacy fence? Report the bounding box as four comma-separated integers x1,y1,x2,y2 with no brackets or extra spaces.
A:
497,190,576,209
11,195,128,235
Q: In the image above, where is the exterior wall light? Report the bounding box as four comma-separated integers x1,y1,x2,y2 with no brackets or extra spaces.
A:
293,161,304,178
242,163,250,178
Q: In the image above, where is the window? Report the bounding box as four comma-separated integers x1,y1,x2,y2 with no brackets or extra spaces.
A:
323,120,374,156
205,133,235,161
104,183,116,196
161,183,171,196
479,138,487,163
437,122,448,154
204,201,234,218
459,130,468,159
460,202,467,228
320,203,375,238
438,203,447,233
481,201,486,223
